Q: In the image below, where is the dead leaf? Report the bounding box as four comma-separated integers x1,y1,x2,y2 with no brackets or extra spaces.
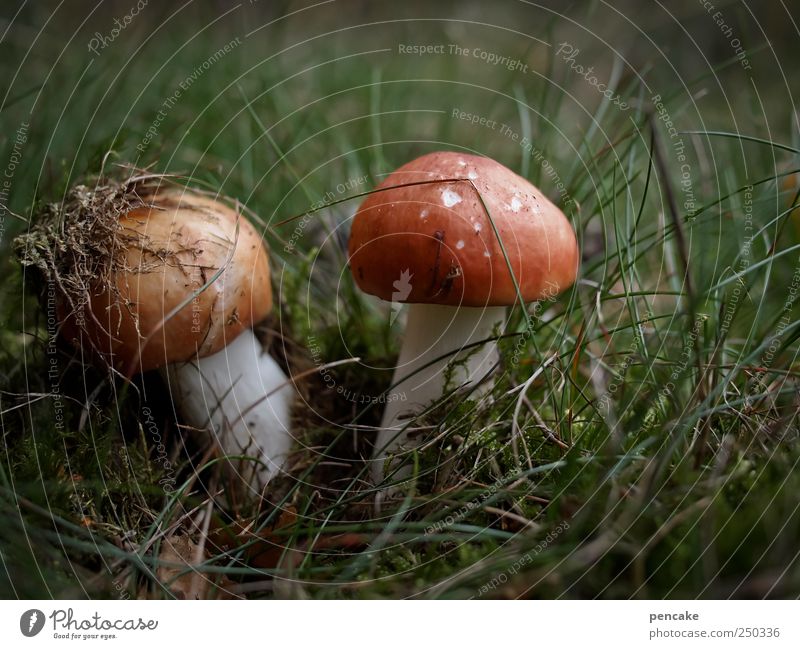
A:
156,534,236,599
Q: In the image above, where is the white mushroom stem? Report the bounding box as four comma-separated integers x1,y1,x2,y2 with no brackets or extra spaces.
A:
160,328,295,488
373,304,506,485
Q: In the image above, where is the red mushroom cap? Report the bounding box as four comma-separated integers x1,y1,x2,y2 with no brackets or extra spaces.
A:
348,151,579,307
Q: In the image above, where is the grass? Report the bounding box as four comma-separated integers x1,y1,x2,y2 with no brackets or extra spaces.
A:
1,1,799,599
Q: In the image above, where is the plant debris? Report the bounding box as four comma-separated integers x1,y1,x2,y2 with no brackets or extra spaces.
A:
13,165,196,372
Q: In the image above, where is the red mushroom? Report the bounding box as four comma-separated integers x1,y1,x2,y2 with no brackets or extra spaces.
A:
348,151,578,485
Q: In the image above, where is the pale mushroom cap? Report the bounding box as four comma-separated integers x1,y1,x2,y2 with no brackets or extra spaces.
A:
348,151,579,307
60,188,271,373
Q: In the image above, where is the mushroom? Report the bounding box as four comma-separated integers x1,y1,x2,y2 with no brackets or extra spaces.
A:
54,184,295,488
348,151,578,485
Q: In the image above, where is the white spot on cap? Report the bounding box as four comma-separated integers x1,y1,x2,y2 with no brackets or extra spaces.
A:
510,196,522,212
420,208,429,219
456,240,465,249
483,250,491,258
467,170,478,180
474,223,482,233
442,189,462,208
457,160,466,167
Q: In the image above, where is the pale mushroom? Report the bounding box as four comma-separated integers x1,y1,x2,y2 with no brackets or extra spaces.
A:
53,185,295,488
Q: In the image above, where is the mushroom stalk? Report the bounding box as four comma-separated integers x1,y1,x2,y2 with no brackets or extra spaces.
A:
162,329,295,487
373,304,505,484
